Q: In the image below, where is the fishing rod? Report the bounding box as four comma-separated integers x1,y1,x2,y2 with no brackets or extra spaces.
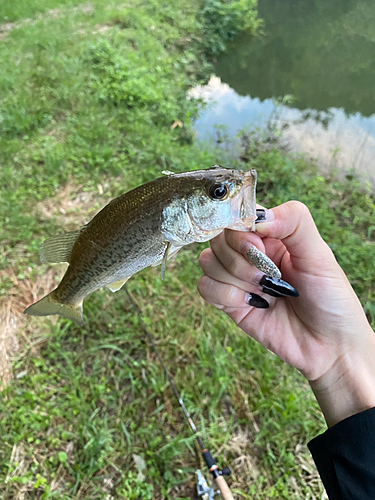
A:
124,287,235,500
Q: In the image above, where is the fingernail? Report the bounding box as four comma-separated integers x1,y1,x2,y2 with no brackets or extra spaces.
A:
261,287,284,298
259,276,299,297
245,245,281,279
245,292,269,308
255,209,266,223
255,209,274,223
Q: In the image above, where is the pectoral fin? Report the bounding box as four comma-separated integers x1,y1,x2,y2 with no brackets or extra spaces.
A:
151,244,182,279
39,229,81,264
160,242,171,281
107,278,129,292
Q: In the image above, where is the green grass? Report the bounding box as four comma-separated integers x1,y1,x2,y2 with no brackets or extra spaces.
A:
0,0,374,499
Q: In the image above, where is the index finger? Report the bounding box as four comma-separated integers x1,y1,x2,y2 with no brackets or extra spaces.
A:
256,201,333,271
227,201,334,275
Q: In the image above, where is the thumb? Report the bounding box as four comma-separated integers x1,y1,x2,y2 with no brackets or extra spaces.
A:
256,201,334,273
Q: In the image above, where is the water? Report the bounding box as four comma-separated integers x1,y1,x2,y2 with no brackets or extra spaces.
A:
193,0,375,186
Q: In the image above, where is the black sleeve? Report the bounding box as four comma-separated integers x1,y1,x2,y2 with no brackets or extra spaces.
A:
308,407,375,499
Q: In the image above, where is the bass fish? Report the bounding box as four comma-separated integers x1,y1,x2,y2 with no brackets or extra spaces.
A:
24,166,274,325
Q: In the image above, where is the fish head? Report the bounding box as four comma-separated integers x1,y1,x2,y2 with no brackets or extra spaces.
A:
217,167,257,231
162,167,257,245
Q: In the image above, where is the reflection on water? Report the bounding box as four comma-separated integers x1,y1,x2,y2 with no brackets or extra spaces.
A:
193,0,375,186
192,77,375,185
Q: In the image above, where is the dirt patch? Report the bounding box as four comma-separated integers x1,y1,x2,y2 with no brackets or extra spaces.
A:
0,266,57,386
0,22,17,33
36,180,108,229
0,296,19,387
0,181,111,386
0,3,94,40
92,24,112,34
226,426,260,480
225,424,325,498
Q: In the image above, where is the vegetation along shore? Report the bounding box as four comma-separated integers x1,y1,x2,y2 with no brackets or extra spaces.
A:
0,0,374,498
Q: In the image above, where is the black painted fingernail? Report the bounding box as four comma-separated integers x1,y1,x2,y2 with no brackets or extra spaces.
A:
247,293,269,308
262,287,284,298
255,208,274,223
255,209,266,223
259,276,299,297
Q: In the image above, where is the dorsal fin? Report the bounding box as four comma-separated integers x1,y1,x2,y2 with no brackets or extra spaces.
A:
39,229,81,264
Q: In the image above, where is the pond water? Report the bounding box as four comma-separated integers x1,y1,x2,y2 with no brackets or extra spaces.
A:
193,0,375,187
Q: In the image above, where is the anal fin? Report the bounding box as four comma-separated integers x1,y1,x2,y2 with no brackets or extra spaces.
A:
107,278,129,292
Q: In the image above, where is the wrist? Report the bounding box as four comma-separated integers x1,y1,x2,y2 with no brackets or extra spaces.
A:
309,327,375,427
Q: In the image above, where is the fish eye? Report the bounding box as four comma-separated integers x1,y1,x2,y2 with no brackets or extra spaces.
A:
208,183,228,200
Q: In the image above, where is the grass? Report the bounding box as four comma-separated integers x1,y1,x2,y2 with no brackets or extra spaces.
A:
0,0,374,499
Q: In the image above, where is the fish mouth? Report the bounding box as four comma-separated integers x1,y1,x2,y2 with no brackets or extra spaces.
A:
230,169,257,231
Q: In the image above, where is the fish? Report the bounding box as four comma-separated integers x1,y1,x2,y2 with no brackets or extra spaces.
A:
23,166,272,326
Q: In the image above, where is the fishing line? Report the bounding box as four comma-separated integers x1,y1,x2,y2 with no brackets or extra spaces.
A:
124,286,234,500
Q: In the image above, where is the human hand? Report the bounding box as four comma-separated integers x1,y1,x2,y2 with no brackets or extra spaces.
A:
197,201,375,426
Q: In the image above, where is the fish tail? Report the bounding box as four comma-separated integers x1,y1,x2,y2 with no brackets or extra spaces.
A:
23,291,84,326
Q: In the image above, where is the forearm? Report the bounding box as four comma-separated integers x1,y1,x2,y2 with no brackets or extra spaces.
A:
309,326,375,427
